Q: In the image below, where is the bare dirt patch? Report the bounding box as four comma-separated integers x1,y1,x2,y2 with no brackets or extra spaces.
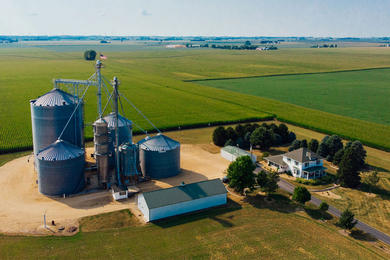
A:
0,144,229,236
365,193,377,198
338,230,351,236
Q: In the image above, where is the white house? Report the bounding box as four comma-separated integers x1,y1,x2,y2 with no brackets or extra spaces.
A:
264,148,327,179
111,185,128,201
137,179,227,222
221,145,257,164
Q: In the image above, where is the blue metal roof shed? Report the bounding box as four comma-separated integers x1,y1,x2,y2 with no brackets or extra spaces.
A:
137,179,227,222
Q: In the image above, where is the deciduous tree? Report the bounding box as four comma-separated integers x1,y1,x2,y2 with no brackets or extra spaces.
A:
308,139,319,153
365,170,380,194
84,50,97,60
250,127,275,150
227,156,256,194
292,186,311,205
319,202,329,220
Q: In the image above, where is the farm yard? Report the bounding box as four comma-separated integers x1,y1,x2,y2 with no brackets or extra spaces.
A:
1,45,390,153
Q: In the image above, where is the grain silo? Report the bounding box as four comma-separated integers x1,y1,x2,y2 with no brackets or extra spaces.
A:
93,118,110,188
103,112,132,165
119,142,139,184
30,88,83,168
36,140,85,196
138,134,180,179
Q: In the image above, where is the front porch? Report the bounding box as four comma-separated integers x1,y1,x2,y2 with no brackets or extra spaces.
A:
300,166,327,179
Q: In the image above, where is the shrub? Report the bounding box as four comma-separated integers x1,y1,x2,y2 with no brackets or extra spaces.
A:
224,139,235,147
212,126,227,146
262,151,269,159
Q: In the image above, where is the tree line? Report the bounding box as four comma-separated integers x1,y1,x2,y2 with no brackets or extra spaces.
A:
212,122,296,150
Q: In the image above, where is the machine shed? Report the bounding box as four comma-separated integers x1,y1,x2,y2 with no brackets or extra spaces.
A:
137,179,227,222
221,145,257,164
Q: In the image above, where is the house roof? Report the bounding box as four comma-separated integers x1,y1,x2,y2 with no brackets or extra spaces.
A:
263,155,286,166
142,179,227,209
282,148,324,163
302,166,327,173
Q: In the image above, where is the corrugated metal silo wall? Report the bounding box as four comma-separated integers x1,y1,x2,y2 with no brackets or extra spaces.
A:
108,126,130,166
140,147,180,179
121,145,138,176
31,103,83,165
37,156,85,196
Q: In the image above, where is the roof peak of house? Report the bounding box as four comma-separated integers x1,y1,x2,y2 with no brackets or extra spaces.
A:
284,147,324,163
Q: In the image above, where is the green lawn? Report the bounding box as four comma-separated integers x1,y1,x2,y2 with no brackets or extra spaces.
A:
196,69,390,127
1,192,389,259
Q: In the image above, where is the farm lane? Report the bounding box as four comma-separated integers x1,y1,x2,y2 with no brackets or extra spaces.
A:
277,178,390,246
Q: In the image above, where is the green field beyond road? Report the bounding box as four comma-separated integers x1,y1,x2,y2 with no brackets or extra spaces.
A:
197,69,390,127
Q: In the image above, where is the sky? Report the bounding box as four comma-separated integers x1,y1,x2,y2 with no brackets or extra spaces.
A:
0,0,389,37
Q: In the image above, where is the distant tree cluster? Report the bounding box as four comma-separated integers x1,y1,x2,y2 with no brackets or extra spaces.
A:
210,44,274,50
310,44,337,48
185,43,208,48
212,122,296,151
84,50,97,60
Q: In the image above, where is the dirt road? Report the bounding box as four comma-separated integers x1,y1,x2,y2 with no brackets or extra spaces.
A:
0,144,229,235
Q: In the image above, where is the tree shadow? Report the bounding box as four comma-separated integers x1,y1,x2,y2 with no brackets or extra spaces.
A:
304,208,334,221
243,189,296,214
349,229,377,242
359,183,390,198
153,198,242,229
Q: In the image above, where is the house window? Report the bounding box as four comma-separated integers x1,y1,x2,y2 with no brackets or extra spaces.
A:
316,160,320,165
295,161,299,166
305,163,309,167
119,191,127,196
287,158,291,162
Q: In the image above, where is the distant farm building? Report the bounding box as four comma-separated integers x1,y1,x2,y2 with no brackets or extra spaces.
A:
137,179,227,222
221,145,257,164
165,45,186,48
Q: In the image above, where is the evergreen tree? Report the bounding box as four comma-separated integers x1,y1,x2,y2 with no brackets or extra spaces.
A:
278,123,289,143
289,139,301,151
333,149,344,165
235,137,245,149
274,133,283,145
288,132,296,142
326,135,344,157
308,139,319,153
226,127,238,141
337,147,361,188
244,132,252,149
351,141,367,169
300,139,308,148
235,124,245,138
212,126,227,146
317,142,330,158
224,139,235,147
227,155,256,194
243,123,254,134
269,123,279,135
337,209,358,231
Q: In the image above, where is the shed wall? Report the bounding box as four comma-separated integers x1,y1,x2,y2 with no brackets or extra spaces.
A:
148,193,227,221
137,194,150,221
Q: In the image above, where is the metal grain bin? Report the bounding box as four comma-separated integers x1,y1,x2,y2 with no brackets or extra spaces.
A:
30,88,84,168
138,134,180,179
93,118,110,186
119,143,139,176
37,140,85,196
103,112,132,165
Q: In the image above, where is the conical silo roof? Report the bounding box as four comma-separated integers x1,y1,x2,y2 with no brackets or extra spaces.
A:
103,112,132,128
37,140,84,161
33,88,75,106
138,134,180,151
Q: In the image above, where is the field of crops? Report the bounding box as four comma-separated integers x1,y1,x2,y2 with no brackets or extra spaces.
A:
1,45,390,152
196,69,390,127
